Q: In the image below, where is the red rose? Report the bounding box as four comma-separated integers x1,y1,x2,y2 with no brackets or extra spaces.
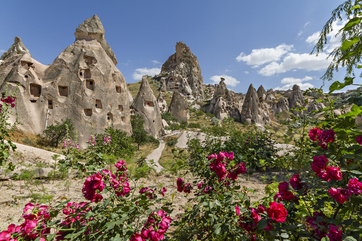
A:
278,181,289,193
311,155,328,173
325,166,342,181
266,202,287,223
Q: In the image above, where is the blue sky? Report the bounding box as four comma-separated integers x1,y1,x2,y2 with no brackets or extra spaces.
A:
0,0,354,94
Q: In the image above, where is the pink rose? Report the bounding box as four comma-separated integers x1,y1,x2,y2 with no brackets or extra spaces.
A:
283,191,296,201
316,171,331,182
347,178,362,195
130,233,144,241
311,155,328,173
328,187,350,204
235,205,240,216
278,181,289,193
327,225,342,241
325,166,342,180
309,127,321,141
356,136,362,145
266,202,287,223
161,187,167,196
176,178,184,192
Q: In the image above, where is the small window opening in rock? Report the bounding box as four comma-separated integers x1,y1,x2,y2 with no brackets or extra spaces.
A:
112,73,117,82
80,71,83,76
25,75,28,78
116,86,121,93
95,99,102,109
58,86,69,97
30,83,41,97
144,101,154,107
84,69,91,79
30,99,37,103
118,105,123,111
121,116,126,122
86,80,95,90
107,112,113,122
48,100,53,109
84,109,92,116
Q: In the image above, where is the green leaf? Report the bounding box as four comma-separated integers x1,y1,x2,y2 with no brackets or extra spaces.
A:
329,77,354,92
343,104,362,117
341,37,359,51
350,5,361,10
257,219,268,230
343,17,361,31
280,233,289,239
214,223,221,234
343,237,357,241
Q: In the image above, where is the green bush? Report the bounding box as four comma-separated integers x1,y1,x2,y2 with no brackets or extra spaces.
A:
188,122,201,128
43,118,75,147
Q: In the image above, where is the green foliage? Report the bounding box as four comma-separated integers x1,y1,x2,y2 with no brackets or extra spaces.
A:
211,117,219,125
188,122,201,128
161,112,177,124
131,114,149,150
43,118,75,147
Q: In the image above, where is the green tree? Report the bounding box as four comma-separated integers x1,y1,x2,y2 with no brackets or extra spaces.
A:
131,114,148,150
43,118,74,147
313,0,362,90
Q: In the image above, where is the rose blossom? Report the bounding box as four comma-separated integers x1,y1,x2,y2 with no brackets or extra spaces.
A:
325,166,342,180
278,181,289,193
176,178,184,192
356,136,362,145
327,225,342,241
311,155,329,173
266,202,287,223
347,178,362,195
328,187,350,204
309,127,321,141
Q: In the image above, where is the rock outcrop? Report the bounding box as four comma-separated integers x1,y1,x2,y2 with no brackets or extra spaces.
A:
168,91,189,122
160,42,204,101
307,99,326,112
273,97,290,114
265,89,276,101
0,15,132,147
240,84,271,125
132,76,162,138
257,85,267,102
288,84,305,116
157,92,168,113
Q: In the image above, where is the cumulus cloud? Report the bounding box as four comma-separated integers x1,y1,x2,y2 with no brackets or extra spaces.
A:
236,44,293,67
132,67,161,80
244,71,249,74
274,76,314,91
258,53,330,76
305,20,346,53
210,75,240,87
152,60,161,65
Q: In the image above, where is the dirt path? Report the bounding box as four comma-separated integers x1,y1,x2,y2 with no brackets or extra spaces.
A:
145,140,165,172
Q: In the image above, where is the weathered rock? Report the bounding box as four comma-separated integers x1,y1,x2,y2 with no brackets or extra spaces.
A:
273,97,290,114
132,76,163,138
0,16,133,148
168,91,189,122
160,42,204,101
203,84,215,100
0,36,30,62
213,97,228,120
288,84,305,116
307,99,326,112
240,84,271,125
74,15,117,65
265,89,276,101
257,85,267,102
157,92,168,113
213,78,228,98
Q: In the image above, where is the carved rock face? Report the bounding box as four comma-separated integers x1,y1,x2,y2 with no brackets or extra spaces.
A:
132,76,163,138
160,42,204,101
240,84,271,125
307,99,326,112
265,89,276,101
288,84,305,116
168,91,189,122
273,97,290,114
0,16,132,148
157,92,168,113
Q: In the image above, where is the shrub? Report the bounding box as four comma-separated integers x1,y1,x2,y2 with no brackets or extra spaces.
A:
188,122,201,128
43,118,75,147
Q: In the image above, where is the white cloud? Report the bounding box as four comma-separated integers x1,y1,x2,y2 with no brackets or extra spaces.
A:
236,44,293,67
244,71,249,74
152,60,161,65
258,53,330,76
304,22,310,28
298,31,303,37
305,20,346,53
132,67,161,80
274,76,314,91
210,75,240,87
306,32,320,45
274,82,314,91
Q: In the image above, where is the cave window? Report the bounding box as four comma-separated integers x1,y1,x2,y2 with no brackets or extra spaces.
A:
107,112,113,122
58,86,69,97
30,83,41,97
48,100,53,109
86,79,95,90
84,109,92,116
95,99,102,109
84,69,91,79
116,86,121,93
121,116,126,122
25,75,28,78
118,105,123,111
79,71,83,76
112,73,117,82
144,101,154,107
30,99,37,103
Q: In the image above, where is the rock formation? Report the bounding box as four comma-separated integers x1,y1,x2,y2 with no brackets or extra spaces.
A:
0,15,132,147
157,92,168,113
273,97,290,114
240,84,271,125
288,84,305,116
307,99,326,112
159,42,204,101
265,89,276,101
168,91,189,122
257,85,267,102
132,76,162,138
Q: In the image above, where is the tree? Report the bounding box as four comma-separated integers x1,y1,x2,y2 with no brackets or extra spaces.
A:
313,0,362,91
43,118,74,147
131,114,148,150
